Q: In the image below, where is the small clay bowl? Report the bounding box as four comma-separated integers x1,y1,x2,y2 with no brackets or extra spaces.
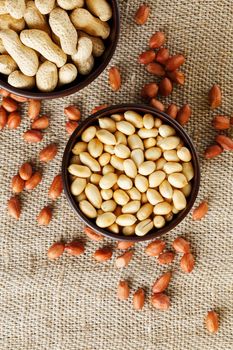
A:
0,0,120,100
62,104,200,242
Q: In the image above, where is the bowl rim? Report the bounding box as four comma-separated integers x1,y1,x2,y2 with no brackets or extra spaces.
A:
62,103,201,242
0,0,120,100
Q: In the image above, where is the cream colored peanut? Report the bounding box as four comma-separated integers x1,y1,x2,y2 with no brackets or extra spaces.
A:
149,171,166,187
86,0,112,22
153,215,166,228
165,212,174,222
168,173,188,188
99,117,116,132
135,219,153,236
159,180,173,199
116,214,137,226
80,152,101,172
137,203,153,221
79,200,97,218
172,189,187,210
96,129,116,145
131,149,144,168
101,200,117,212
99,172,118,190
139,161,156,176
147,188,163,205
57,0,84,11
0,14,25,31
68,164,91,178
24,1,50,33
143,114,154,129
81,126,96,142
135,174,149,193
182,162,194,181
153,202,172,215
138,128,158,139
158,125,176,137
8,70,35,89
78,30,105,57
154,118,162,128
117,174,133,190
49,7,78,55
6,0,25,19
101,189,113,200
0,38,6,53
124,110,143,128
58,64,78,86
0,29,38,76
72,141,87,155
70,8,110,39
88,138,103,158
104,144,115,154
156,158,167,170
160,136,180,150
90,173,102,185
36,61,58,92
108,223,119,234
116,121,135,135
85,183,102,209
181,183,192,197
96,212,116,227
115,131,127,145
163,162,183,174
110,155,124,171
99,152,110,166
144,137,156,149
102,164,114,175
122,200,140,214
127,187,141,201
71,177,86,196
20,29,67,67
163,150,179,162
111,114,124,122
128,134,144,150
35,0,55,15
114,144,130,159
0,0,7,14
141,192,148,204
113,189,129,206
177,146,192,162
76,192,86,202
122,224,136,236
145,147,162,161
123,159,137,178
0,54,17,74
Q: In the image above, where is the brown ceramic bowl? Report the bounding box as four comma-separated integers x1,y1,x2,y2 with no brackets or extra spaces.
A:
62,104,200,242
0,0,120,100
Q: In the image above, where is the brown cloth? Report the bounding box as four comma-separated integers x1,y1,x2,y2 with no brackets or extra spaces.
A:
0,1,233,349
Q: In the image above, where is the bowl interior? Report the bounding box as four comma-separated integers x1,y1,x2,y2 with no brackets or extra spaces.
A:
62,104,200,242
0,0,120,99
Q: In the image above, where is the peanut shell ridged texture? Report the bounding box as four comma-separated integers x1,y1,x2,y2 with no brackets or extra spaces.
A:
0,1,232,350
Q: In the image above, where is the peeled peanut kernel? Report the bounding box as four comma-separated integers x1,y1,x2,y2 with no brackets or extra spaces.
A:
96,129,116,145
153,215,166,228
90,173,102,185
111,113,124,122
108,223,119,234
147,188,163,205
163,162,183,174
163,150,180,162
122,200,141,214
141,192,148,204
114,144,130,159
115,130,127,145
154,118,162,128
138,128,158,138
79,200,97,218
116,121,135,135
177,141,184,150
104,144,115,154
88,138,103,158
143,113,154,129
99,152,111,166
127,187,141,201
85,183,102,209
149,170,166,187
117,174,133,190
159,180,173,199
145,147,162,161
102,164,115,175
158,125,176,137
182,162,194,181
135,174,149,193
96,212,116,228
123,159,137,178
81,126,96,142
181,183,192,197
128,134,144,150
110,155,124,171
76,192,86,201
168,173,188,188
116,214,137,226
177,147,191,162
113,189,130,206
156,136,164,146
165,212,173,222
80,152,101,171
124,110,143,128
123,224,137,236
101,189,113,200
99,172,118,189
101,200,117,212
97,209,104,215
172,206,180,214
135,219,153,236
68,164,91,178
71,177,86,195
99,117,116,132
139,161,156,176
156,158,167,170
173,189,187,210
137,203,153,220
131,149,144,168
160,136,180,150
144,137,156,149
72,141,87,155
154,202,172,215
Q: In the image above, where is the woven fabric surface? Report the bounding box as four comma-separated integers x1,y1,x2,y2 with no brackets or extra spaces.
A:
0,1,233,349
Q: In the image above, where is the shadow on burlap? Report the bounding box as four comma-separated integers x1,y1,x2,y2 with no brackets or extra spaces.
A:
0,1,232,349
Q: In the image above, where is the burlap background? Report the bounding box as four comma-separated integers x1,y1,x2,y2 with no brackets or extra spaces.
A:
0,1,233,349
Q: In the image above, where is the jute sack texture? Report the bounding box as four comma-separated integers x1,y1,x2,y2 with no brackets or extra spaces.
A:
0,0,232,349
